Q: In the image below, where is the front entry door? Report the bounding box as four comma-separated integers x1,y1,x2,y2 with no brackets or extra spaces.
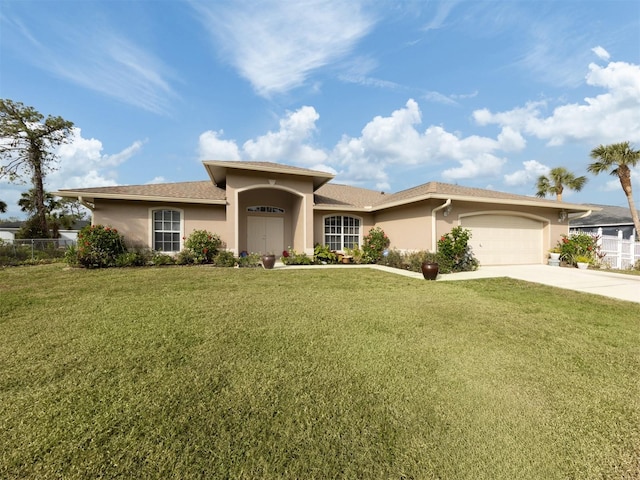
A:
247,216,284,254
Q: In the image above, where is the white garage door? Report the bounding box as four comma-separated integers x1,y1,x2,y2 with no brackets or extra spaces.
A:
460,215,544,265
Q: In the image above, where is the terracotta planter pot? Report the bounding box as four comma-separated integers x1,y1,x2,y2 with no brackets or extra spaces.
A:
261,254,276,269
421,262,439,280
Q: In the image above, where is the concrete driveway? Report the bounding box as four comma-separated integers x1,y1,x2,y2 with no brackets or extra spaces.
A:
419,264,640,304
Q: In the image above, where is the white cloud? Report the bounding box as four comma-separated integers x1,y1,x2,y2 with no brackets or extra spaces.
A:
196,99,529,189
592,46,610,61
442,154,506,181
192,0,374,97
504,160,550,186
198,106,328,167
472,59,640,146
4,15,178,114
49,128,143,189
198,130,241,160
1,128,142,218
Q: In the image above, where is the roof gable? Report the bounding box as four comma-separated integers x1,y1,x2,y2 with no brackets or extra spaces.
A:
203,160,334,189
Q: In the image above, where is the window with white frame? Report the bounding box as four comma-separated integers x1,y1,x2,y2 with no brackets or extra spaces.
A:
324,215,360,250
153,209,181,252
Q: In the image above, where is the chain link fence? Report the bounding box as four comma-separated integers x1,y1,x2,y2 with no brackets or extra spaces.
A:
0,238,75,266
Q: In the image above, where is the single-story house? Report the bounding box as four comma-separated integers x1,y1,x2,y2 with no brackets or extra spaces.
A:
570,204,638,239
0,220,90,243
54,160,596,265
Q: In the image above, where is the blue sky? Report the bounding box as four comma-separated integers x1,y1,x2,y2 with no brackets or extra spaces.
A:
1,0,639,219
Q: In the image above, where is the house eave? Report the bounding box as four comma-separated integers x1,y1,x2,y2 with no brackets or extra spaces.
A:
53,191,227,206
371,192,598,213
313,205,372,212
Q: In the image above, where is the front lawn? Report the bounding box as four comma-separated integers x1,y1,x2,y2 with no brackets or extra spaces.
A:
1,265,639,479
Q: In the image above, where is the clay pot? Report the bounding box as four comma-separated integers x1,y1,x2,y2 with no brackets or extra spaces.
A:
421,262,439,280
261,254,276,269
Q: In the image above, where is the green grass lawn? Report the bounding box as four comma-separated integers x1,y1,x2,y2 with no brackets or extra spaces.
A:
1,265,639,479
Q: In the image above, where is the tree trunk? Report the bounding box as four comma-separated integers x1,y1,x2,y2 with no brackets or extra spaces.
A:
618,166,640,241
29,145,49,238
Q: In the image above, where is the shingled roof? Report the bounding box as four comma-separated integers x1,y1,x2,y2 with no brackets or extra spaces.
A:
314,183,387,209
56,181,226,204
54,162,592,213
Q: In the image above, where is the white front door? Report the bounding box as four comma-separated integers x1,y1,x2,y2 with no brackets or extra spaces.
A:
247,216,284,254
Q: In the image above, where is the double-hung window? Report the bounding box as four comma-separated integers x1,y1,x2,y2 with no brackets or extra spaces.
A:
153,209,181,252
324,215,360,250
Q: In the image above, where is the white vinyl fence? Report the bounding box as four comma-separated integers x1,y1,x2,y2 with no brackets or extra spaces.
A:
594,229,640,270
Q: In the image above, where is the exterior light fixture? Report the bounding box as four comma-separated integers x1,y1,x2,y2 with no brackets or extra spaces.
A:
558,210,568,222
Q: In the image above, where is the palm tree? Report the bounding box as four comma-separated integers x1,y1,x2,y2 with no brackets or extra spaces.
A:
588,141,640,240
536,167,588,201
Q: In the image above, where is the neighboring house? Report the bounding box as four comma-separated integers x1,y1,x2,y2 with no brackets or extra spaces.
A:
570,204,638,239
53,160,595,266
0,220,90,243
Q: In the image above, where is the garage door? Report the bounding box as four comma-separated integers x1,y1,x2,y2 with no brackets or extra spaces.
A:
460,215,543,265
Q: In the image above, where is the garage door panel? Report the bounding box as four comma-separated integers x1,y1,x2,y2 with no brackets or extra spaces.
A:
461,215,543,265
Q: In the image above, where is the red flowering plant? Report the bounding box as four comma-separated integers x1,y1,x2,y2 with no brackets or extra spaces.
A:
362,227,390,263
555,233,603,266
183,229,222,264
75,224,126,268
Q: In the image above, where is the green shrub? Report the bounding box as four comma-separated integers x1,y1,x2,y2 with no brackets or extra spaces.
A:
362,227,390,264
151,252,175,266
282,248,313,265
343,244,365,264
175,249,196,265
184,230,222,264
75,225,126,268
236,252,262,268
213,250,236,267
313,244,338,264
64,244,79,266
379,249,438,272
437,227,479,273
115,252,142,268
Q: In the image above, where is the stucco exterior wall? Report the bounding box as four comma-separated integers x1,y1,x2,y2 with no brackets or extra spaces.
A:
226,172,315,253
91,200,227,250
373,200,434,251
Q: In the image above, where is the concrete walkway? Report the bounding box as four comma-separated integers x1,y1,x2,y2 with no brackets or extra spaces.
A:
277,262,640,304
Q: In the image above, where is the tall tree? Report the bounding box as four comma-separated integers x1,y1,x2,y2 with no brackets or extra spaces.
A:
535,167,588,201
0,200,6,213
0,99,74,237
588,141,640,239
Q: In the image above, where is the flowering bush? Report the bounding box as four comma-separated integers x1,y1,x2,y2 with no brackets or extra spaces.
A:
75,224,126,268
555,233,603,266
281,248,313,265
437,227,479,273
184,229,222,264
362,227,390,264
